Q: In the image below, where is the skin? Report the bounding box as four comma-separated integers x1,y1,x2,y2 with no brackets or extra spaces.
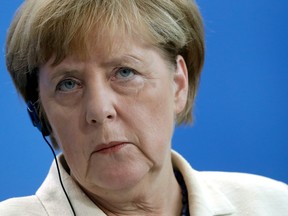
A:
39,38,189,215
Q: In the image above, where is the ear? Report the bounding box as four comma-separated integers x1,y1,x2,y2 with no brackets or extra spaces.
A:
173,55,189,114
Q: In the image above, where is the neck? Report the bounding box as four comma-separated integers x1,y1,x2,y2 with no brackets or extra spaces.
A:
81,162,182,216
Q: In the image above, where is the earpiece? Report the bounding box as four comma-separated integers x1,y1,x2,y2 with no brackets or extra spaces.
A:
27,101,51,136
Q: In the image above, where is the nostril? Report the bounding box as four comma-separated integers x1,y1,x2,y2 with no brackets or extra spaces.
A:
88,114,114,124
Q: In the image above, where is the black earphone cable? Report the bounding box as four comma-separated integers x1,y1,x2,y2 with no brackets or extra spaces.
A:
42,133,76,216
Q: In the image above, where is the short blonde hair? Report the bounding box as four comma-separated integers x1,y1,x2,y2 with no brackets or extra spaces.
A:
6,0,204,139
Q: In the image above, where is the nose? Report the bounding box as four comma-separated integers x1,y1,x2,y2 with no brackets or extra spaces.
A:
85,83,117,125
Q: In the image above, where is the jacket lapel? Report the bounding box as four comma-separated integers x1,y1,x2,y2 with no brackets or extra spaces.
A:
172,150,236,216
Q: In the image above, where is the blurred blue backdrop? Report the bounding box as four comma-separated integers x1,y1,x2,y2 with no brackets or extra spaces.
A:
1,0,287,201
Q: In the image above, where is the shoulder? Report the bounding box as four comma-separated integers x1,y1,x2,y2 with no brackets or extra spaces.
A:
172,151,288,215
0,195,47,216
200,171,287,193
200,171,288,214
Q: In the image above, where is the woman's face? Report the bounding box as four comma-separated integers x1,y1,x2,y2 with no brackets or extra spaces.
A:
39,38,188,192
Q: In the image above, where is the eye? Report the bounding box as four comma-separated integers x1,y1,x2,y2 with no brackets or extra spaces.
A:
56,79,81,92
115,68,135,79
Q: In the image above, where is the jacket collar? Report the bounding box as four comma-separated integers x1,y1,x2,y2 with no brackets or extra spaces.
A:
172,150,236,216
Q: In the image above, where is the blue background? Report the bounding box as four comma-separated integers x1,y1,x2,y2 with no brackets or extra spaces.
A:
1,0,287,201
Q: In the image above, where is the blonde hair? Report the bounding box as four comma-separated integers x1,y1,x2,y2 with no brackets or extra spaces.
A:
6,0,204,144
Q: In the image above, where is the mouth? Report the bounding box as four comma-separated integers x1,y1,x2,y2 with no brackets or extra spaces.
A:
94,142,128,154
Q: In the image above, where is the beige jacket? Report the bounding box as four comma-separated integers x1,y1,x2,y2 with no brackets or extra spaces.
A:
0,151,287,216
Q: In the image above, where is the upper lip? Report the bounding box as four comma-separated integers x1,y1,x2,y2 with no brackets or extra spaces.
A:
94,141,128,152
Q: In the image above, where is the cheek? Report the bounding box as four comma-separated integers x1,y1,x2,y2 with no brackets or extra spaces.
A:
146,79,175,124
42,102,82,149
122,80,175,151
128,102,174,168
48,110,89,179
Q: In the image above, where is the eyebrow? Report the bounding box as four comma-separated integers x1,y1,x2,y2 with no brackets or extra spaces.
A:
49,69,80,83
101,54,145,68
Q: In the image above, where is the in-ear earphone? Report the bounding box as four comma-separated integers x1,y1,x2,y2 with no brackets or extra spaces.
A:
27,101,51,136
26,100,76,216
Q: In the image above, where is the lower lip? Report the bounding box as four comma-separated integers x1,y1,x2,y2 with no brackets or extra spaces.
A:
96,143,127,154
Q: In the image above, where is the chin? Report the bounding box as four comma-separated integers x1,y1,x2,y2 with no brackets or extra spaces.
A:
88,164,151,191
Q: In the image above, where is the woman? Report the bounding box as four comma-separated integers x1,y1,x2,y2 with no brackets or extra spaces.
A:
1,0,287,215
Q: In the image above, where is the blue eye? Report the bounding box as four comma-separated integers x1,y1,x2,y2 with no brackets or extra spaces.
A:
116,68,135,79
57,79,79,92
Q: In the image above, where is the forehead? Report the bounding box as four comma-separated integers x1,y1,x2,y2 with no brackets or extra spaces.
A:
49,34,164,71
47,20,155,68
